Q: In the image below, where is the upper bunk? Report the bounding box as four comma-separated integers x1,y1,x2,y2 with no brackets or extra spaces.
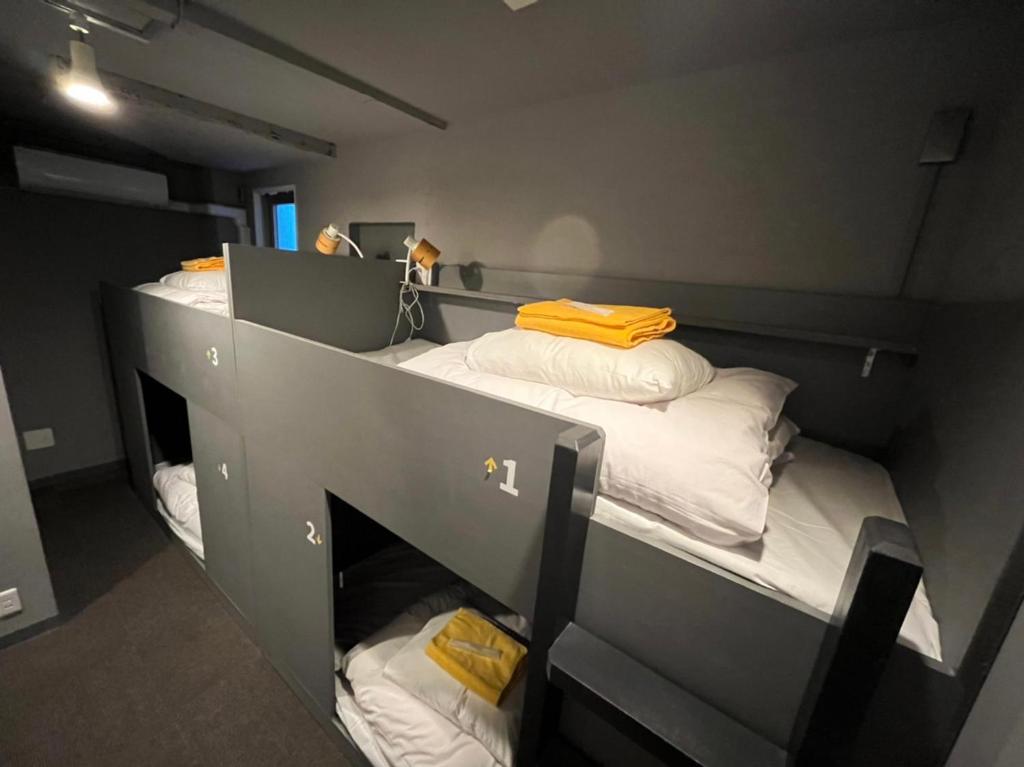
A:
101,260,238,428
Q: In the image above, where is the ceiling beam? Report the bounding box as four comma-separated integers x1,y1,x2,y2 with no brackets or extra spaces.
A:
123,0,448,130
39,0,159,43
53,55,337,159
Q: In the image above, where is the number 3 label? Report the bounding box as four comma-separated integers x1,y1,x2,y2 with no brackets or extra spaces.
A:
499,459,519,497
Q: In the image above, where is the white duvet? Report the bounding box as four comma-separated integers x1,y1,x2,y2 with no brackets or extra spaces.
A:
400,342,794,546
153,462,204,559
134,282,228,316
592,437,943,660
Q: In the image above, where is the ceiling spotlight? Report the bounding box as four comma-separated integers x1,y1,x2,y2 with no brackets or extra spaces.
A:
60,37,115,112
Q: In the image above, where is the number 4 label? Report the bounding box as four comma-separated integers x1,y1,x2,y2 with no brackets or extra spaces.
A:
499,459,519,497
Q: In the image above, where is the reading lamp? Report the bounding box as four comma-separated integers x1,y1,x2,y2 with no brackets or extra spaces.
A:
402,236,440,286
389,235,440,345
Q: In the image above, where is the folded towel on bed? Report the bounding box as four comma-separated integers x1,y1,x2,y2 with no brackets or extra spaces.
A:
426,608,527,706
181,256,225,272
516,299,676,348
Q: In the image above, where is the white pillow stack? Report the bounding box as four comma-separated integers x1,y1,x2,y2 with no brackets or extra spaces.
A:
466,328,713,403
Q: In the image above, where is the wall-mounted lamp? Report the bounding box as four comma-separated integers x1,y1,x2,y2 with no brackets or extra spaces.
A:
315,223,365,258
402,236,440,286
59,15,115,113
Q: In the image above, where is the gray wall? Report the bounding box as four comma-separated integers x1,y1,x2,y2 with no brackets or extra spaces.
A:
246,17,1017,299
0,188,225,481
912,10,1024,302
889,301,1024,670
948,605,1024,767
0,365,56,639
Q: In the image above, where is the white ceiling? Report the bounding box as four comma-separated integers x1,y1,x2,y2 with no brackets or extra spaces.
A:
0,0,1002,172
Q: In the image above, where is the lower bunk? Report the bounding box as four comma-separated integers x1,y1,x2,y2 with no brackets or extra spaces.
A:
330,499,532,767
153,462,203,560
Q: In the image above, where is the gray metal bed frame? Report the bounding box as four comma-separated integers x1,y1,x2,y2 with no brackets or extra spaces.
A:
101,244,1001,766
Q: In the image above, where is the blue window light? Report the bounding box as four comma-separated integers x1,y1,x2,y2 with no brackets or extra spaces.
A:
274,202,298,251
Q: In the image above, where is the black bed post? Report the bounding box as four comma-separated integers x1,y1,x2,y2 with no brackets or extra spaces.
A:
517,425,603,767
789,516,923,767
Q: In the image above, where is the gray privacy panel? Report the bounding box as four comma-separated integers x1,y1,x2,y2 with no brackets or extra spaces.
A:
245,438,335,718
234,320,585,619
106,357,156,510
227,245,406,353
576,522,825,748
101,285,238,428
188,402,254,623
889,299,1024,669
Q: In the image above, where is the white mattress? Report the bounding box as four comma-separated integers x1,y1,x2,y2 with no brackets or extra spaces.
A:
134,282,228,316
592,437,943,661
153,463,204,559
359,338,439,366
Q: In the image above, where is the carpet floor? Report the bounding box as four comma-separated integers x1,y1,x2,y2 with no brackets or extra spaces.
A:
0,477,351,767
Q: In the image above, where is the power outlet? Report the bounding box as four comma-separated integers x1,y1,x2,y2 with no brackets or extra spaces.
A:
0,588,23,618
23,428,55,451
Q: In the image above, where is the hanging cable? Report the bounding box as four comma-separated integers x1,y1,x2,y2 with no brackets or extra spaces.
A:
389,282,425,346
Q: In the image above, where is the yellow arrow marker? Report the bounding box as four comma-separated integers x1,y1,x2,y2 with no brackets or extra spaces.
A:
484,457,497,474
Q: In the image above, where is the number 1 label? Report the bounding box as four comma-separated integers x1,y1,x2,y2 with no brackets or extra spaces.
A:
499,459,519,497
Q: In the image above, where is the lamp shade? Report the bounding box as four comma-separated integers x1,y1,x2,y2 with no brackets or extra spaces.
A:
62,40,114,112
403,236,441,269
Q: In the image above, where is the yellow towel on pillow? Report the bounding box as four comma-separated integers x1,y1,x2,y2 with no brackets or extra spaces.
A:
181,256,225,272
516,298,676,348
425,608,527,706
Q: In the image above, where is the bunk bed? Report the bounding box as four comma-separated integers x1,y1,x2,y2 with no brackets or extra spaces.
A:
101,256,251,619
103,243,1018,766
220,245,954,766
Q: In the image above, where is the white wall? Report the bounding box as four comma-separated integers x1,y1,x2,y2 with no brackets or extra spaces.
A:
247,18,1014,299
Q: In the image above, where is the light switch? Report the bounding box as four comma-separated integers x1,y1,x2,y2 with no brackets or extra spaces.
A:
0,588,22,618
23,428,55,451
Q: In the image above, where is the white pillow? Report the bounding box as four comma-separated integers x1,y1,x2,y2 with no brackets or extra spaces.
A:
383,609,523,767
694,367,795,428
768,416,800,464
401,343,797,545
160,269,227,293
465,328,713,404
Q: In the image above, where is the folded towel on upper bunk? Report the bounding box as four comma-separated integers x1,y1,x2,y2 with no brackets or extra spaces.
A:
425,608,527,707
181,256,225,272
516,299,676,348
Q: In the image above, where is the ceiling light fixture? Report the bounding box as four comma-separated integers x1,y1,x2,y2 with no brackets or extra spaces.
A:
59,15,116,113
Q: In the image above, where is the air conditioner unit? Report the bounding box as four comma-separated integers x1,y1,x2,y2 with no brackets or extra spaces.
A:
13,146,170,207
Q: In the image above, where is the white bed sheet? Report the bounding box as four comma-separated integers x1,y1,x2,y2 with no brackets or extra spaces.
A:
359,338,439,366
592,437,942,660
153,463,204,559
134,282,228,316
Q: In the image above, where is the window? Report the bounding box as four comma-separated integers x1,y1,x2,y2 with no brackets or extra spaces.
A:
252,185,299,251
273,202,297,250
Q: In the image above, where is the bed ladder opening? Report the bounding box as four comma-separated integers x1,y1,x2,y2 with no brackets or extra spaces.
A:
327,489,539,765
543,517,922,767
138,371,193,468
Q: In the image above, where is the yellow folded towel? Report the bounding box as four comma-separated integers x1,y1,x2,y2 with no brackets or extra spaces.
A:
181,256,225,272
425,608,527,706
516,298,676,348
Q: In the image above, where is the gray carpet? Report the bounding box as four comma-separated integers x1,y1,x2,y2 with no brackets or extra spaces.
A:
0,477,350,767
